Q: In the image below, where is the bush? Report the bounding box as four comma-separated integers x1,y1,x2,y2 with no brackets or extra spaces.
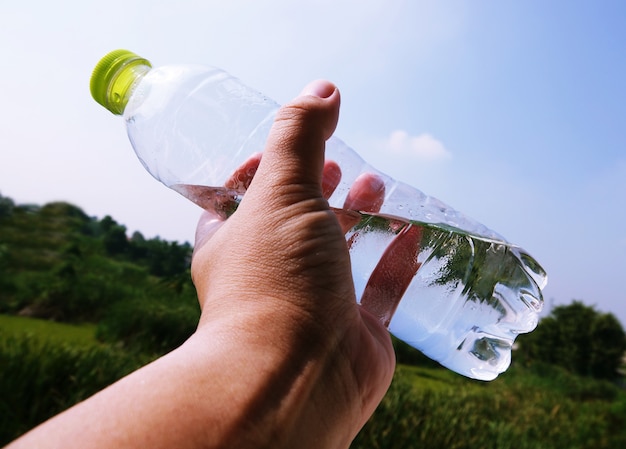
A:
96,296,200,355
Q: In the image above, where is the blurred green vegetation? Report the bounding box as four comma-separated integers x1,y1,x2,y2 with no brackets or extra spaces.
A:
0,314,96,347
3,316,625,448
0,329,146,442
0,192,200,356
1,192,625,447
352,363,626,449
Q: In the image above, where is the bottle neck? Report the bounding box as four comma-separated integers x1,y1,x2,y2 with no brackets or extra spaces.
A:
105,62,152,115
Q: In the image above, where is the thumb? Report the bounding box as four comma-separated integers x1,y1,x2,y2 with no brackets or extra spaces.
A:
244,80,340,207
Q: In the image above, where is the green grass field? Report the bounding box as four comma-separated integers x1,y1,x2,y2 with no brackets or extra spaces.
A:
0,314,98,347
0,315,143,443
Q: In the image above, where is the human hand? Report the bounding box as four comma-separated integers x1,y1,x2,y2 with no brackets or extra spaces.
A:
190,80,395,448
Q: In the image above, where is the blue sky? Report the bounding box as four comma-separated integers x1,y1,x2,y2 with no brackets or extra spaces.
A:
1,1,625,326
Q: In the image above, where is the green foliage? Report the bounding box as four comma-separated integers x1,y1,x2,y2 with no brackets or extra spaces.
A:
0,192,200,365
96,294,199,355
0,193,195,322
518,301,626,380
0,332,145,444
590,313,626,379
100,215,130,256
4,316,625,448
351,364,626,449
96,216,193,277
0,192,15,219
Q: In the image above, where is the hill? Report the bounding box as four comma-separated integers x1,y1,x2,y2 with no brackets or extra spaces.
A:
0,192,199,354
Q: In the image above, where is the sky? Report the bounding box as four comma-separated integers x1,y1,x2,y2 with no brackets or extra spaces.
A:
1,1,625,326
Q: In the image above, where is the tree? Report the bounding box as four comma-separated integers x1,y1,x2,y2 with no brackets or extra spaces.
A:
590,313,626,379
99,215,129,256
0,193,15,219
518,300,626,380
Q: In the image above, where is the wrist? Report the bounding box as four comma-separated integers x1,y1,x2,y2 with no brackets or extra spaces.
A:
184,314,357,449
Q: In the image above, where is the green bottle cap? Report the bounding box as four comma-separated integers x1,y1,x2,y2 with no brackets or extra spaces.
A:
90,49,152,115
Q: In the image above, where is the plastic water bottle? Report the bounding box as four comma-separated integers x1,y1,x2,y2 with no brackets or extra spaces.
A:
90,49,547,380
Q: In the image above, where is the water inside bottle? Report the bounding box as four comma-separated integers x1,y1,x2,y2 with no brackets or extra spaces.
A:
344,211,546,380
173,183,547,380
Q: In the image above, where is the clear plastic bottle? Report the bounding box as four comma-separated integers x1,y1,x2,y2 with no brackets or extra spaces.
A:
90,49,547,380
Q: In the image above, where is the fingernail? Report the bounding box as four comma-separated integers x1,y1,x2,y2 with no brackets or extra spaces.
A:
300,80,336,99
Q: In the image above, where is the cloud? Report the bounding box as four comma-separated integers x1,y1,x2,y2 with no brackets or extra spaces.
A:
384,130,452,161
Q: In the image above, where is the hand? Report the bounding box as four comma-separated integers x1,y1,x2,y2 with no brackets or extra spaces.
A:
189,80,395,448
200,152,421,331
